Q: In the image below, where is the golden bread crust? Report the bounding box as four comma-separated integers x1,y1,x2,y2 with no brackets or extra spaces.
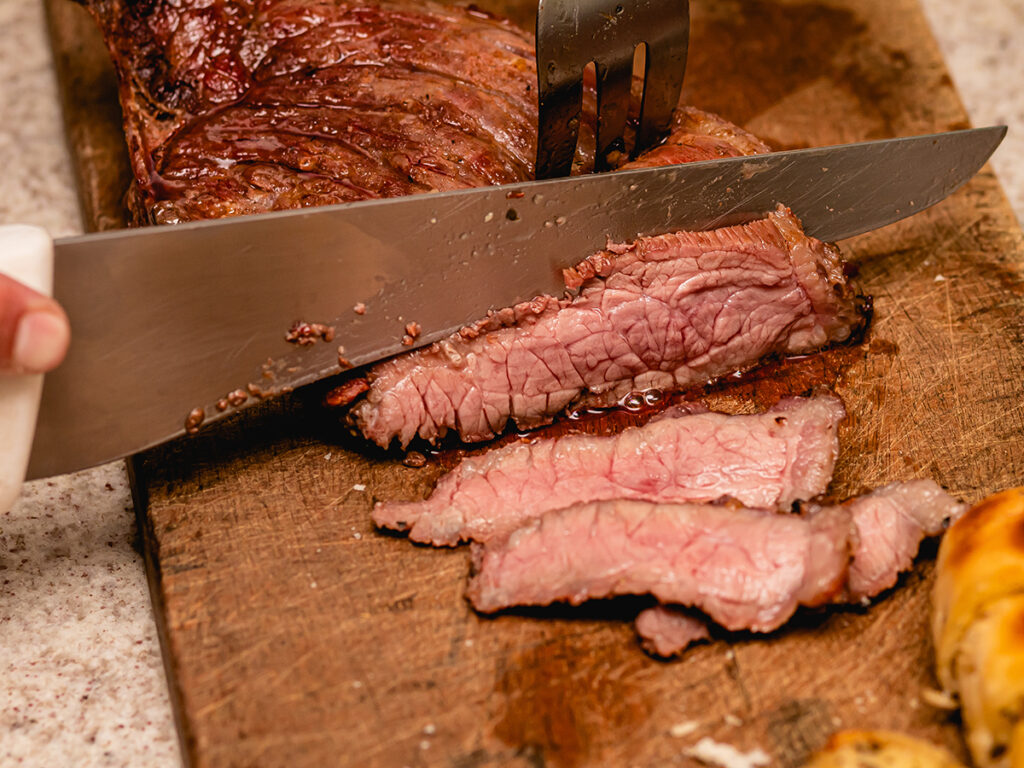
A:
932,487,1024,768
804,730,965,768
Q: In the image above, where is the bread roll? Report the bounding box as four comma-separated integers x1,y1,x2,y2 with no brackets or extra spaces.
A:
804,730,964,768
932,487,1024,768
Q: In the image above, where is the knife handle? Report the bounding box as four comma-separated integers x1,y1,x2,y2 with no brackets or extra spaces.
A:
0,225,55,513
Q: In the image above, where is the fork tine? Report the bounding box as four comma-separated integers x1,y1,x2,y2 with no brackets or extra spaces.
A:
536,75,583,179
594,53,634,170
537,0,689,176
636,1,689,153
536,0,586,179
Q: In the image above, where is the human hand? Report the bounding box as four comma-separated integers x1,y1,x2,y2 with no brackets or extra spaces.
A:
0,271,70,374
1,225,68,511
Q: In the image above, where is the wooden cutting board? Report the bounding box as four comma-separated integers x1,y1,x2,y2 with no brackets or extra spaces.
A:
45,1,1024,766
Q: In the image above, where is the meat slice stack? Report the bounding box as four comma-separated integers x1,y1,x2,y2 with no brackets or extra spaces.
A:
377,391,964,655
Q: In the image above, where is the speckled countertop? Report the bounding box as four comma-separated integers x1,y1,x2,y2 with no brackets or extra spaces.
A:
0,0,1022,765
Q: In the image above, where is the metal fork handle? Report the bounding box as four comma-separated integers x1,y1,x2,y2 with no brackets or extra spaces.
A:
536,0,689,178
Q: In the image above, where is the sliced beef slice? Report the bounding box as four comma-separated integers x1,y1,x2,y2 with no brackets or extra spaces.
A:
469,480,964,636
466,499,852,632
352,206,868,448
373,394,846,545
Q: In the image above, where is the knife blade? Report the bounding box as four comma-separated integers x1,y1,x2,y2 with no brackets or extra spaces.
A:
15,125,1005,480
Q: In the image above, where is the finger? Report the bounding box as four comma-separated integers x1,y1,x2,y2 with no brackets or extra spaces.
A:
0,274,70,373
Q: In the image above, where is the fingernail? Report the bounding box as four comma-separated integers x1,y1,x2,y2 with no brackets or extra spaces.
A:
12,310,70,373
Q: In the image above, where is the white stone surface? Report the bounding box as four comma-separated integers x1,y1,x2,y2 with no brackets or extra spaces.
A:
1,467,179,767
0,1,80,238
0,0,1020,765
920,0,1024,223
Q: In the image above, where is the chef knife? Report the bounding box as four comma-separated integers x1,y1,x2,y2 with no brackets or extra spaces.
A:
0,125,1006,503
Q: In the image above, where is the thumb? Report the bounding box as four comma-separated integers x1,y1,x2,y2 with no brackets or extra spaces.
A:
0,273,70,374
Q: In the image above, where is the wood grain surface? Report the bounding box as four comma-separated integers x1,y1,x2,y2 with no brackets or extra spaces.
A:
45,0,1024,766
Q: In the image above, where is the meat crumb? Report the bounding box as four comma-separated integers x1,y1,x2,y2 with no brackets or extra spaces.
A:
227,389,248,406
669,721,700,738
684,738,770,768
403,451,428,468
325,378,370,407
285,320,335,346
184,407,205,434
405,321,421,339
402,335,415,346
216,398,230,412
353,302,367,315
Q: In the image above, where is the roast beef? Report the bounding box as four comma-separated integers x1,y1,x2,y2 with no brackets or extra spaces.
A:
373,394,846,545
75,0,538,224
351,207,868,448
468,480,964,635
77,0,771,225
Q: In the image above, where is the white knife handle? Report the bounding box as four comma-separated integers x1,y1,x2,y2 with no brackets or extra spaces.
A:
0,225,55,513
